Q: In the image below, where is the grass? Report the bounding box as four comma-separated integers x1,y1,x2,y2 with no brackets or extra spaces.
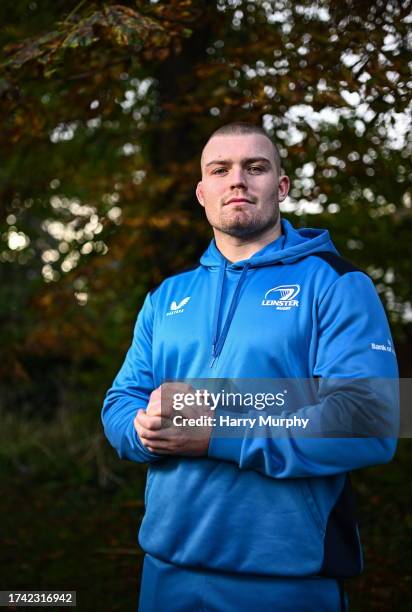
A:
1,409,411,611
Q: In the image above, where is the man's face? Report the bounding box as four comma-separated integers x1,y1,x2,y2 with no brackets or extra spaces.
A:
196,134,290,239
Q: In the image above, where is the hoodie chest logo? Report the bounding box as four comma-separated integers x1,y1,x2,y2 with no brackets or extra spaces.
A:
166,296,191,316
261,285,300,311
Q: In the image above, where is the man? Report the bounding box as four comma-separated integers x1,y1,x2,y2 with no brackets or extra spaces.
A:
102,122,398,611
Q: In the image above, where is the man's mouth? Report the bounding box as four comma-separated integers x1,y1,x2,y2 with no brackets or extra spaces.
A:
224,198,253,205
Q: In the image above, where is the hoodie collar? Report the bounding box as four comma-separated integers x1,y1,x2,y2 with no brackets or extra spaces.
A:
200,218,338,269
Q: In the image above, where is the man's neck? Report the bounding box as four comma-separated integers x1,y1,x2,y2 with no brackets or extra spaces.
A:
214,220,282,263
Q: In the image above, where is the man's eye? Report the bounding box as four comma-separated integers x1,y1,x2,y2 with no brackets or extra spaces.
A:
212,168,227,174
249,166,264,173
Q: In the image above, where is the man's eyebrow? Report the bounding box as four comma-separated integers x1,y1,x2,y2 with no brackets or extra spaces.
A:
205,157,272,167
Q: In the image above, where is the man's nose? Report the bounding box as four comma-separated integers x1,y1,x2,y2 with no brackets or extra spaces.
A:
230,167,247,189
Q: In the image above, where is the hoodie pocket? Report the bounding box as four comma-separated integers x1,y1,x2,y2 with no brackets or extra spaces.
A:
299,480,325,536
139,460,329,576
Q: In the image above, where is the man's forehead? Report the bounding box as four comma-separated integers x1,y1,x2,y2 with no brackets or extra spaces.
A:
201,134,275,166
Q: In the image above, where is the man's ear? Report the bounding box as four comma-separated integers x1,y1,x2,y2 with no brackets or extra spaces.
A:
196,181,205,207
278,175,290,202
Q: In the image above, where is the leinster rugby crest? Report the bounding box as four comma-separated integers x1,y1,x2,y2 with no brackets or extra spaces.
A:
261,285,300,311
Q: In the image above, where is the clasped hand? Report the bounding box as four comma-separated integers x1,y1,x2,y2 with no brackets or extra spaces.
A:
134,382,212,456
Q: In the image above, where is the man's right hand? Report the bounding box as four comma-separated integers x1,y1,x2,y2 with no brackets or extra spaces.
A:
146,382,194,418
133,382,194,447
134,382,212,456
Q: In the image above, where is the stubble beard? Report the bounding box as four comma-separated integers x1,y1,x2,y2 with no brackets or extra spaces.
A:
211,202,280,239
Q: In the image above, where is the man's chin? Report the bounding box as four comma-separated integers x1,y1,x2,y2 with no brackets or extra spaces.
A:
216,214,279,239
221,211,253,231
219,222,264,238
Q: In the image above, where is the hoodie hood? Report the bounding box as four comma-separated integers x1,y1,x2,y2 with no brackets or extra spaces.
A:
200,218,339,269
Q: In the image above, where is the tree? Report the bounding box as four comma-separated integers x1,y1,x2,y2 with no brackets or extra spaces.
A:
1,0,411,413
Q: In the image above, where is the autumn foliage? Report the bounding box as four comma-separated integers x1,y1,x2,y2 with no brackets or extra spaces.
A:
1,0,411,413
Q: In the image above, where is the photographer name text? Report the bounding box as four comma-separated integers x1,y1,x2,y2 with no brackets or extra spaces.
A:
172,414,309,430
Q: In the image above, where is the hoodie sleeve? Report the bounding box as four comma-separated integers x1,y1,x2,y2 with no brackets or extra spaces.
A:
101,292,162,464
208,271,399,478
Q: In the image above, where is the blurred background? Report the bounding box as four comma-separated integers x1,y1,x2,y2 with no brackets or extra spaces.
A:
1,1,411,610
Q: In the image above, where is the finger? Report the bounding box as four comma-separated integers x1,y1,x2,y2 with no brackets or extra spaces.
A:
134,413,163,438
160,382,194,400
138,408,173,429
160,382,188,392
146,446,169,454
149,386,162,399
134,409,153,427
162,383,197,413
135,412,165,431
146,439,179,453
138,425,174,442
146,400,162,417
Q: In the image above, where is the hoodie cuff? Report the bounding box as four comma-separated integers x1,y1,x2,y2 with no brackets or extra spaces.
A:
132,424,158,456
208,428,243,465
123,416,162,462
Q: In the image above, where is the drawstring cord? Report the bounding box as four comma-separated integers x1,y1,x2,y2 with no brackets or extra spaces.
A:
211,262,250,366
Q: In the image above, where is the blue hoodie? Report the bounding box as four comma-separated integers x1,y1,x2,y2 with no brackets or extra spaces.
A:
102,219,398,578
